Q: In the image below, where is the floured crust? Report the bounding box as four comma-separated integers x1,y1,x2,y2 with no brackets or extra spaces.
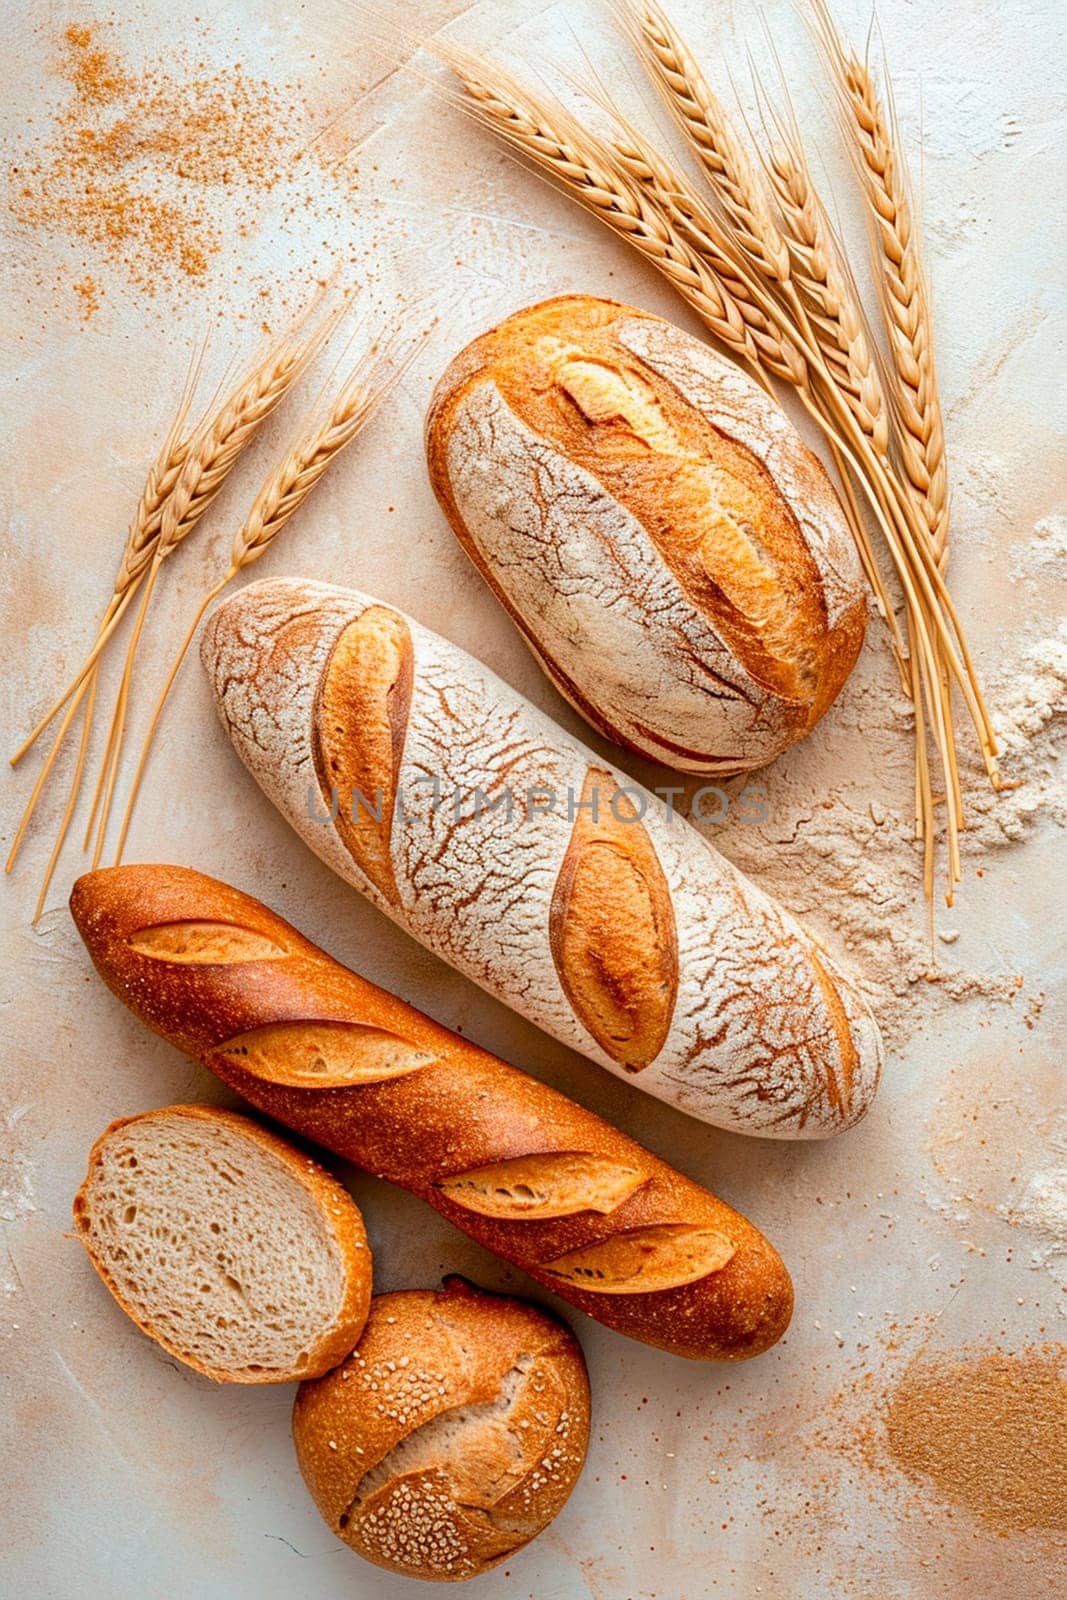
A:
201,577,882,1140
72,1103,372,1382
425,294,867,773
292,1279,590,1581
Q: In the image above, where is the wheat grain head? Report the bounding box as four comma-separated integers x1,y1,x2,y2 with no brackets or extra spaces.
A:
622,0,792,284
809,0,948,563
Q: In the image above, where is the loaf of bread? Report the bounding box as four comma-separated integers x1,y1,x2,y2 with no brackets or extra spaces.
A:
293,1277,590,1582
73,1104,372,1382
200,577,881,1139
426,294,867,773
70,865,793,1361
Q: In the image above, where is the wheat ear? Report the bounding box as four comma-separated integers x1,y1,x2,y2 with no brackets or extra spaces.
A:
10,353,201,772
621,1,792,283
597,100,922,673
436,44,773,372
112,332,416,863
617,5,902,664
87,297,343,868
5,363,200,886
809,0,948,566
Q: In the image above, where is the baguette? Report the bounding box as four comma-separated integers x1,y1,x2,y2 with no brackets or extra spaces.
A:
70,864,793,1361
426,294,867,773
73,1103,372,1382
200,576,882,1139
293,1277,590,1582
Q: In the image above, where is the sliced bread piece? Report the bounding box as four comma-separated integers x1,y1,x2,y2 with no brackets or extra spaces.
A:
73,1104,371,1382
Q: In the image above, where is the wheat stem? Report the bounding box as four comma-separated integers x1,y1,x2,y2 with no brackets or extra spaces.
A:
110,576,229,867
87,298,341,861
32,669,97,923
112,335,413,863
6,674,90,875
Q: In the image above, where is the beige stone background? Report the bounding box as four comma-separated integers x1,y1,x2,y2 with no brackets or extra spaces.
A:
0,1,1064,1596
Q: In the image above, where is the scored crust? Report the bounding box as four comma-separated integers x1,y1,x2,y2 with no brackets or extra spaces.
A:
72,1103,372,1382
313,603,414,905
70,864,796,1361
548,765,678,1071
199,579,882,1141
426,293,867,773
292,1278,590,1582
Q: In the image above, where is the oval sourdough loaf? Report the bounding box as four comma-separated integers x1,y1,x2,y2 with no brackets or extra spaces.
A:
73,1104,372,1382
425,294,867,773
70,864,794,1361
293,1278,590,1582
200,577,882,1139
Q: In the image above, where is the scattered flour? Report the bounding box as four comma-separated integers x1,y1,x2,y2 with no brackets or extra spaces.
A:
1011,515,1067,580
702,613,1065,1049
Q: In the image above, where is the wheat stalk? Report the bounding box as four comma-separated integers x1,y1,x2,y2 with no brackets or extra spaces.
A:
600,111,809,387
809,0,949,567
434,44,770,372
86,301,342,868
111,331,417,863
622,1,792,285
440,32,999,899
615,3,903,665
764,130,889,456
760,122,907,668
10,356,200,775
5,364,202,893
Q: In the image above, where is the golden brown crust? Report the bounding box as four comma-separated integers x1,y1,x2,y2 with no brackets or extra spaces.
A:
70,865,794,1361
549,766,678,1071
292,1278,590,1581
425,293,867,772
313,604,414,905
72,1103,372,1383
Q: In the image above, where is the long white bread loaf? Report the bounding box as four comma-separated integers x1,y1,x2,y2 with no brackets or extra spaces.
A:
202,578,882,1139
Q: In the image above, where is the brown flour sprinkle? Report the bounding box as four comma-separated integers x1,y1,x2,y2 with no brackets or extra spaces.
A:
7,19,360,318
884,1345,1067,1535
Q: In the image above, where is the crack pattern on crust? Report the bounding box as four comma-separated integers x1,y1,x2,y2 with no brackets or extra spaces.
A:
443,383,784,771
616,317,862,618
203,578,883,1139
430,299,867,774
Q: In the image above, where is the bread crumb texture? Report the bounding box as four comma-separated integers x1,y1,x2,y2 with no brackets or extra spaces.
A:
74,1107,355,1380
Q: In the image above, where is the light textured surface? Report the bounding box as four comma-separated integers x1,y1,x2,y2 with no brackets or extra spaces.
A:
1,1,1065,1597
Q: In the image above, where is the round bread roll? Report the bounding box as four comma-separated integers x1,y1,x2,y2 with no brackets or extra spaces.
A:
293,1277,590,1582
426,293,868,773
73,1104,372,1382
